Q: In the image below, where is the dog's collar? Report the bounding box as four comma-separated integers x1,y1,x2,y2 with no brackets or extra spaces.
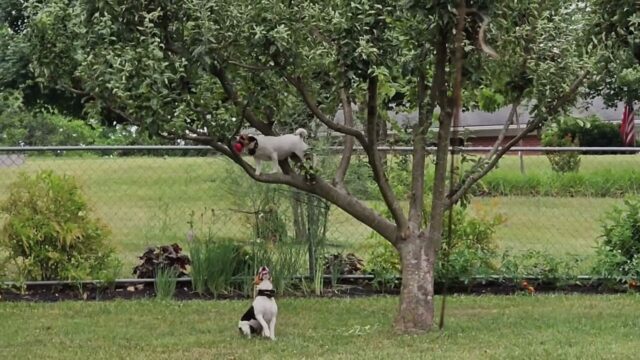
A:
256,289,275,298
248,139,258,156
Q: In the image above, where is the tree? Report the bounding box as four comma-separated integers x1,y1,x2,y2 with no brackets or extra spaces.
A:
0,0,87,118
587,0,640,106
22,0,590,333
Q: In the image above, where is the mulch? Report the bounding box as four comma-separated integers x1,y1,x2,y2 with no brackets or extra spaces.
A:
0,278,633,303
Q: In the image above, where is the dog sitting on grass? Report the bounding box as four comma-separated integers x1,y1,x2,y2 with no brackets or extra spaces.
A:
238,266,278,340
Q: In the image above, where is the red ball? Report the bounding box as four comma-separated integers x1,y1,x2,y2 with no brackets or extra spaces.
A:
233,142,244,153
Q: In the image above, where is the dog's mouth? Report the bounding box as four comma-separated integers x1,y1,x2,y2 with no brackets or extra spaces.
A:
254,266,271,285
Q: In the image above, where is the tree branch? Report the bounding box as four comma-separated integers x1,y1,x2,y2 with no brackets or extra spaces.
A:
190,138,398,242
408,39,446,227
446,70,590,207
286,75,367,143
210,65,274,135
227,60,272,72
487,99,521,159
424,2,465,247
333,89,356,189
364,75,408,232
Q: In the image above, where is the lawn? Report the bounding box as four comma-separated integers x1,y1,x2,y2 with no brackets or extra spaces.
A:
471,196,618,256
0,154,632,275
1,295,639,359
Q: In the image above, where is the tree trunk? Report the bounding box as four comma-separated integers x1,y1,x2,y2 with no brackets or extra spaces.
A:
394,231,437,333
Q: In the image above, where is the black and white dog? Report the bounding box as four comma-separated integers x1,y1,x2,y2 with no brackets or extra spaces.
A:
234,128,309,176
238,266,278,340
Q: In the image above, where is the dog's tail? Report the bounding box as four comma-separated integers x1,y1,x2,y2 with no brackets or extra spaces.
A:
294,128,308,139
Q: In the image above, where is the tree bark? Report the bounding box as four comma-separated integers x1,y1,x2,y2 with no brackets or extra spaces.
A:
394,230,437,333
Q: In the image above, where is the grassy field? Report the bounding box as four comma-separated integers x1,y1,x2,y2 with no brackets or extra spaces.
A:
1,294,639,359
480,153,640,196
0,154,632,275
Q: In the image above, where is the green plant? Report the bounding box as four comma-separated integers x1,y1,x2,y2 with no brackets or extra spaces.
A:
132,244,190,279
365,204,503,287
269,240,306,296
189,238,249,297
436,206,503,282
314,259,324,296
593,198,640,281
542,134,581,174
364,237,401,291
154,266,178,300
323,252,365,288
499,250,582,282
290,190,330,278
0,170,117,281
543,115,630,149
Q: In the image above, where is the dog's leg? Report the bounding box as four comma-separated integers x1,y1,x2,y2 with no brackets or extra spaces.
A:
270,153,281,174
238,322,252,339
268,317,276,341
255,159,262,176
256,315,271,338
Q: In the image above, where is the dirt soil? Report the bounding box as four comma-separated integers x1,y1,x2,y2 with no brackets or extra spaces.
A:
0,279,633,303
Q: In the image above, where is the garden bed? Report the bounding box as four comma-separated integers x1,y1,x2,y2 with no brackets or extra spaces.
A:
0,277,633,302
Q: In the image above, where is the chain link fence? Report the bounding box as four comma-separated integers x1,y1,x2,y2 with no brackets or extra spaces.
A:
1,146,639,280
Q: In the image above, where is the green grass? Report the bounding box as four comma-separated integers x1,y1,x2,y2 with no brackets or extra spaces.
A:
1,295,639,359
480,154,640,196
470,196,617,256
0,155,634,276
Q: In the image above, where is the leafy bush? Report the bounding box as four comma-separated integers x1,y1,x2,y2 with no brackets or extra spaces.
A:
436,206,503,281
543,115,629,149
0,170,117,281
323,252,365,275
544,136,581,173
499,250,582,282
593,198,640,281
364,204,503,285
0,93,102,147
541,122,581,173
324,252,365,287
132,244,191,279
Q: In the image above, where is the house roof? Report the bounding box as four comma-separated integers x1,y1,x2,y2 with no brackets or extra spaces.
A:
332,97,631,129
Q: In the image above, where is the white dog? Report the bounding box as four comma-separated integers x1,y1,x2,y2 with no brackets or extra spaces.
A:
234,128,308,176
238,266,278,340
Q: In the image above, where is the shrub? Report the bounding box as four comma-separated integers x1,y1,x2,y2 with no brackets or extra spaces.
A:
499,250,582,282
541,123,581,173
545,137,581,173
436,206,503,281
323,253,365,276
0,170,117,280
364,238,401,290
593,198,640,281
0,107,102,147
364,204,502,285
543,115,627,149
324,252,365,287
132,244,191,279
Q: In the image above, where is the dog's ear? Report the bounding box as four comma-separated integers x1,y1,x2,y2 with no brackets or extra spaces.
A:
254,274,262,285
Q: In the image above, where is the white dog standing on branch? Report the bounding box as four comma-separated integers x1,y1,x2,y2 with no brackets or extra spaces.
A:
234,128,309,175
